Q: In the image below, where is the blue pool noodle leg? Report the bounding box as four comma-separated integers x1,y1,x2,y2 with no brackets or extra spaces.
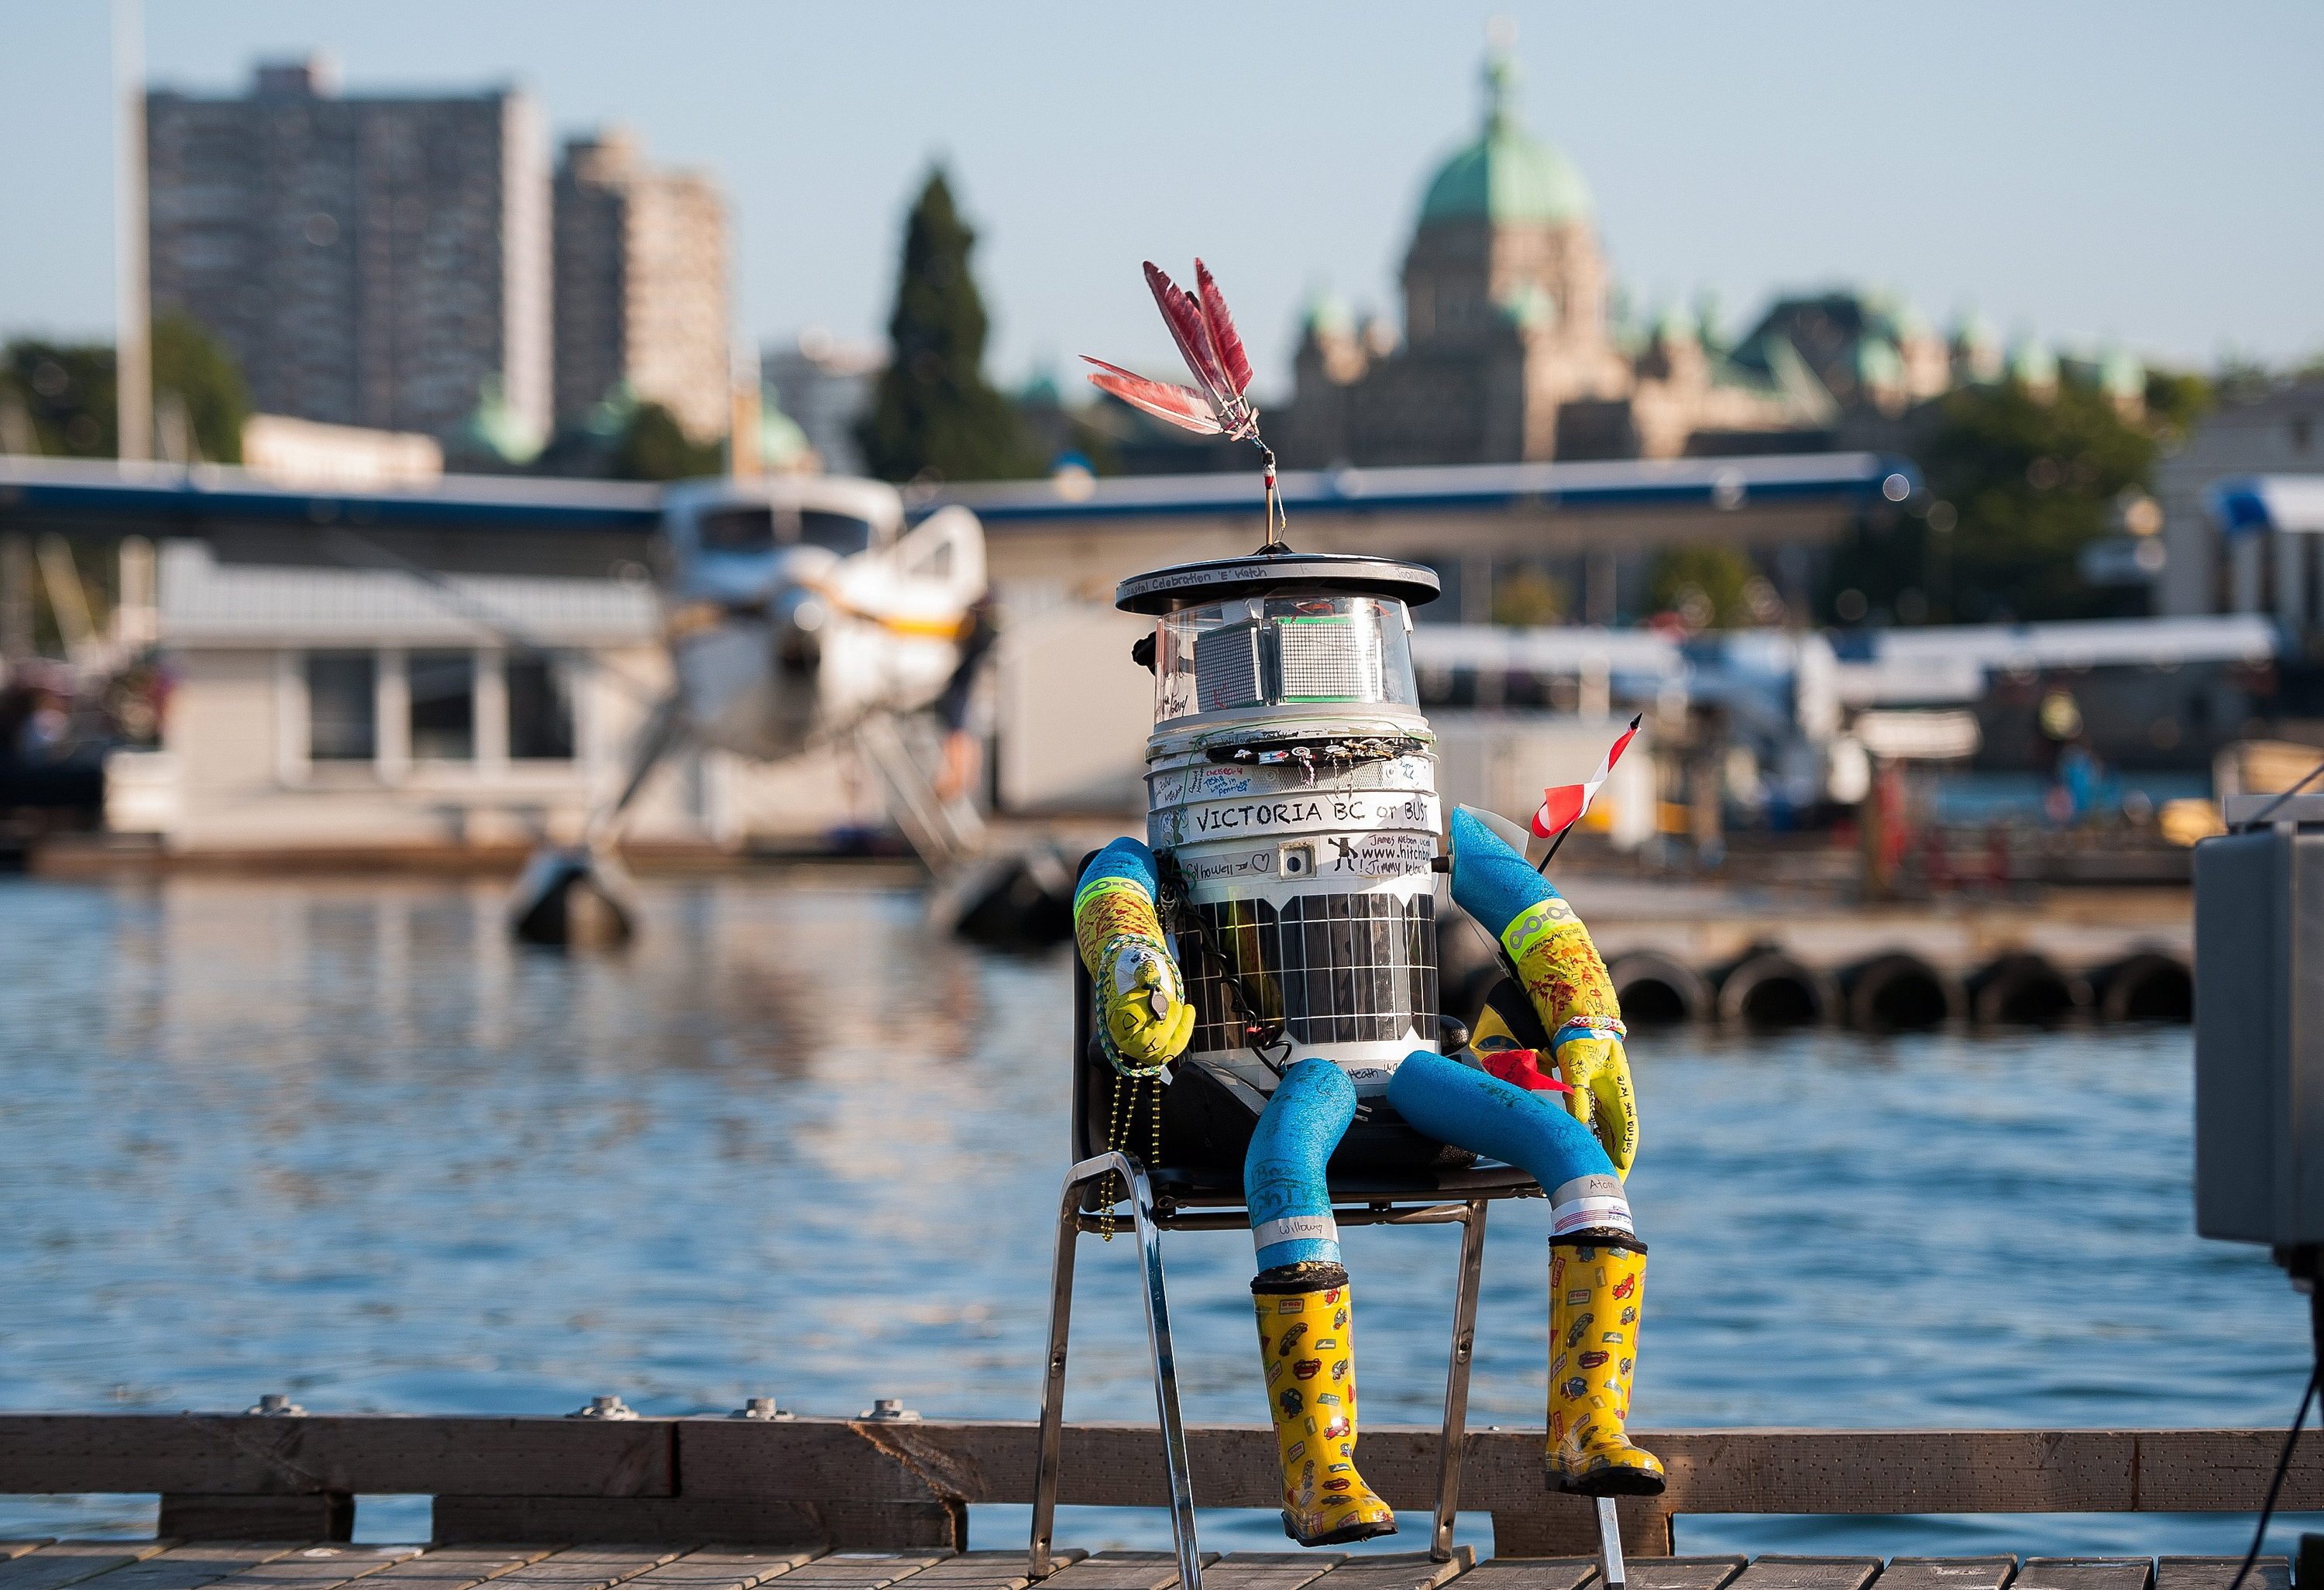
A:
1385,1048,1628,1218
1245,1058,1357,1271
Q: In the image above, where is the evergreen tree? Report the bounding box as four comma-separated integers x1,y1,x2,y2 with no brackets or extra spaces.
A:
855,169,1036,483
0,315,249,462
153,313,251,463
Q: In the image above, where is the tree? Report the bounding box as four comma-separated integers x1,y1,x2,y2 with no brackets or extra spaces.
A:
153,313,250,463
855,168,1037,484
614,401,723,481
1821,369,2202,625
1647,543,1757,628
0,315,249,462
2,342,117,457
1490,563,1567,627
1922,380,2157,622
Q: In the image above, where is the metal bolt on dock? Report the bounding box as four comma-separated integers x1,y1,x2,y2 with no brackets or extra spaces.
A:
731,1396,793,1420
858,1397,920,1421
246,1393,306,1416
570,1394,636,1420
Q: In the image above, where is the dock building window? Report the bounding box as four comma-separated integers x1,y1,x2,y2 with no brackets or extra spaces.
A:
507,653,576,761
306,652,377,761
409,650,476,761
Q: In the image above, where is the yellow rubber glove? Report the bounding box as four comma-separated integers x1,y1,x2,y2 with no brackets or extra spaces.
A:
1498,896,1639,1179
1074,876,1194,1076
1549,1028,1638,1179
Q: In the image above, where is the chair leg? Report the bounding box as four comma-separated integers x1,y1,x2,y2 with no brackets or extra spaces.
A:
1028,1151,1203,1590
1596,1496,1628,1589
1429,1196,1490,1562
1029,1165,1085,1580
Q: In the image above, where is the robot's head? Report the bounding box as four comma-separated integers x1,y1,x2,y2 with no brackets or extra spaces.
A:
1115,554,1440,743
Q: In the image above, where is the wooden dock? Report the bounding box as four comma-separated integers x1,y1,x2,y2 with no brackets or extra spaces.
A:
0,1416,2310,1575
0,1541,2297,1590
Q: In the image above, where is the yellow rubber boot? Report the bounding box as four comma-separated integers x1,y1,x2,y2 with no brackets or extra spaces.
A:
1547,1239,1666,1496
1253,1268,1397,1546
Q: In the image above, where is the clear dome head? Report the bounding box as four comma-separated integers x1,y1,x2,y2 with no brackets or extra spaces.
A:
1152,594,1418,724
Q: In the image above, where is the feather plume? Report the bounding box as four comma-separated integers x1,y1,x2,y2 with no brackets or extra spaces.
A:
1143,261,1231,410
1081,356,1225,435
1194,259,1253,397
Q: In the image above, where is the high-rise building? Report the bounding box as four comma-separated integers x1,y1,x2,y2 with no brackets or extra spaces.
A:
554,129,729,443
146,57,552,449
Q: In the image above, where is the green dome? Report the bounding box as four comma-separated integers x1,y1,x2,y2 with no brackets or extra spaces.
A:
1301,284,1354,339
2097,345,2144,401
1499,280,1558,331
1852,336,1904,387
2006,337,2058,389
1418,47,1592,226
757,388,811,471
461,377,543,464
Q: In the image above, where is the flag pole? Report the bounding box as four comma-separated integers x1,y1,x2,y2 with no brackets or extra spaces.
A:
1533,712,1642,876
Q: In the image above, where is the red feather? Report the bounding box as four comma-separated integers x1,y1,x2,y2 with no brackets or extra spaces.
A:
1143,261,1231,410
1081,356,1224,435
1194,259,1253,397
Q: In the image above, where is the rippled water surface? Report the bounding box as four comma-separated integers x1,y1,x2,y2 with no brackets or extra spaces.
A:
0,873,2307,1559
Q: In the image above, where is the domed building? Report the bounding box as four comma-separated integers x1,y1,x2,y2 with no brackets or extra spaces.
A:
1278,40,1829,467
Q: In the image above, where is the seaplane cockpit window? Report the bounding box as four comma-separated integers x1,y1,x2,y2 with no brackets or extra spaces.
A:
792,510,874,556
697,506,775,552
696,505,875,557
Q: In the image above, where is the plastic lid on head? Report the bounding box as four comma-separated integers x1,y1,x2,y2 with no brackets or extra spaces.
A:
1114,553,1442,616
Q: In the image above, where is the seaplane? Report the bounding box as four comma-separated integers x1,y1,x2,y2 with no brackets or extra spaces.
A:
504,472,995,945
0,449,1009,945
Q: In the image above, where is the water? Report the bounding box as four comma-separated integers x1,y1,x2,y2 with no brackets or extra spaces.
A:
0,873,2309,1560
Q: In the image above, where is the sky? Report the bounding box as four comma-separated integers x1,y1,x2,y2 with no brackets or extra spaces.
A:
2,2,2319,401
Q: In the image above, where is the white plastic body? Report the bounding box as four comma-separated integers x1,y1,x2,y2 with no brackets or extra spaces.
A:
1146,703,1442,1107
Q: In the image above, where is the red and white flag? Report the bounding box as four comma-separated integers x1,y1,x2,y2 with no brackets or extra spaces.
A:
1531,714,1643,838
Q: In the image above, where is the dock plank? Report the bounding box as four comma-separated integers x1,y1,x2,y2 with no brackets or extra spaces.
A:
888,1554,1087,1590
5,1417,2319,1517
1198,1555,1343,1590
757,1560,947,1590
0,1416,675,1501
2136,1433,2324,1511
617,1557,816,1590
73,1545,308,1590
1302,1552,1471,1590
0,1545,174,1590
1437,1559,1595,1590
483,1552,684,1590
1032,1555,1219,1590
340,1553,555,1590
1877,1559,2017,1590
0,1553,53,1566
206,1548,422,1590
1617,1559,1747,1590
1727,1561,1879,1590
2154,1561,2288,1590
2013,1563,2151,1590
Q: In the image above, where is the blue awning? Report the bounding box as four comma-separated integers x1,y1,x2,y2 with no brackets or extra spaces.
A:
2208,474,2324,535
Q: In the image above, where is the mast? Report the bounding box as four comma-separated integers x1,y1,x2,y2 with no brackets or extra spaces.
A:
113,0,152,465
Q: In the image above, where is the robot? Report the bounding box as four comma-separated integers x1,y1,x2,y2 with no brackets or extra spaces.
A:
1071,261,1662,1549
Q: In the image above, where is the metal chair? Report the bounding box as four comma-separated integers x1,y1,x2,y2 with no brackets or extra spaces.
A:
1028,935,1581,1590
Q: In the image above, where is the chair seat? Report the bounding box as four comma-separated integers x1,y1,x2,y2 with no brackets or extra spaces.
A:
1147,1158,1541,1209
